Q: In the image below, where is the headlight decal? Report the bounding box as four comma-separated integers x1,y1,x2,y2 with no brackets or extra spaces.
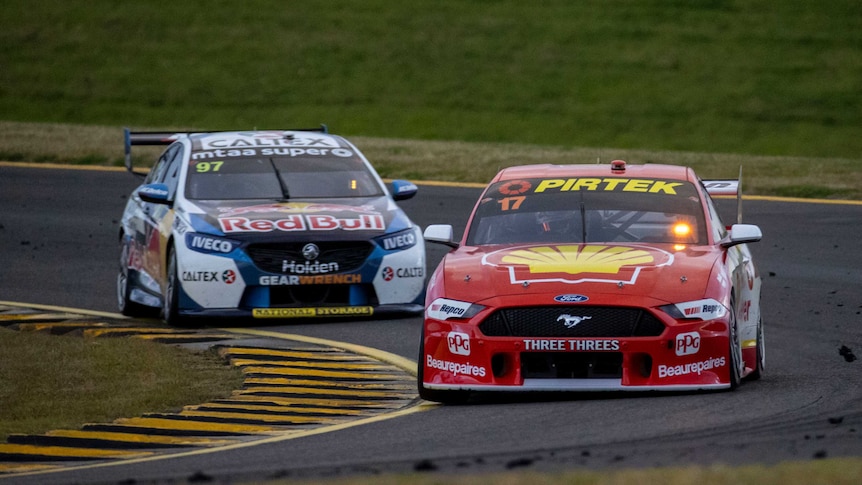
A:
660,298,727,321
185,233,239,255
426,298,485,321
375,227,418,251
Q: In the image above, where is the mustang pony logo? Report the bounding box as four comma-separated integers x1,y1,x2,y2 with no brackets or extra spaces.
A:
483,244,673,286
557,314,592,328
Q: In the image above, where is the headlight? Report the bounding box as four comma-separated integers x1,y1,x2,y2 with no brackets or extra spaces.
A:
659,298,727,321
426,298,486,321
185,233,240,255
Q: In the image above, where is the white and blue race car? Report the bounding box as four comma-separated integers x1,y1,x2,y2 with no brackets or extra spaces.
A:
118,127,425,324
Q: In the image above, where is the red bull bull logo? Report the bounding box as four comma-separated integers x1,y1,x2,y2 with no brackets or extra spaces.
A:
219,213,385,233
219,202,377,217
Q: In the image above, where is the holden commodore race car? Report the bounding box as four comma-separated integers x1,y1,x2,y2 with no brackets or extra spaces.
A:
118,127,425,324
420,160,764,403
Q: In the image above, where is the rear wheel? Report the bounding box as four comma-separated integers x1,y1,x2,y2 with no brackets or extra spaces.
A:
728,298,743,389
748,317,765,380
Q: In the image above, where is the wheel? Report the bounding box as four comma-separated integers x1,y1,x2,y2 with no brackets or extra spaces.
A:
728,298,743,389
748,317,765,381
417,336,470,404
117,237,151,317
163,245,187,326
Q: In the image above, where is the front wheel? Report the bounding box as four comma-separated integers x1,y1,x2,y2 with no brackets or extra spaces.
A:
117,237,151,317
417,337,470,405
748,317,765,381
163,245,187,326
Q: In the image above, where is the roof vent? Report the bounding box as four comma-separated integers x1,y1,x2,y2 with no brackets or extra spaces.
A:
611,160,627,172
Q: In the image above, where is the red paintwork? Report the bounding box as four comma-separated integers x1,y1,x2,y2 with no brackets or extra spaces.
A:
421,163,760,394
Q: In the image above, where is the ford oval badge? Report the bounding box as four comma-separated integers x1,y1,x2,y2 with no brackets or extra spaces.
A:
554,294,589,303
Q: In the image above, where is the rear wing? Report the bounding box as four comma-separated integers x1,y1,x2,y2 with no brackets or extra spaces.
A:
123,129,182,175
703,167,744,224
123,125,329,174
702,180,738,197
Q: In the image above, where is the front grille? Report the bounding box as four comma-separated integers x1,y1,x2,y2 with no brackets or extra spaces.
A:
478,306,665,337
522,352,623,379
246,241,373,274
269,284,377,307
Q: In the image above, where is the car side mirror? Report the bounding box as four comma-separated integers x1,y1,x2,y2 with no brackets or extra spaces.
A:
424,224,459,249
391,180,418,201
720,224,762,248
137,183,172,205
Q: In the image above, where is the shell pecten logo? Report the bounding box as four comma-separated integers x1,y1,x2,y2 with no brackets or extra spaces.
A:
502,245,653,275
485,244,673,286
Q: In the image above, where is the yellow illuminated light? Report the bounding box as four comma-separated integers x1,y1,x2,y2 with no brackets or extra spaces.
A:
350,179,357,190
673,244,687,251
672,222,692,238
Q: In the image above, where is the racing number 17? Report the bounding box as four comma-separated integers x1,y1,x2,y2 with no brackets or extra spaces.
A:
498,196,525,211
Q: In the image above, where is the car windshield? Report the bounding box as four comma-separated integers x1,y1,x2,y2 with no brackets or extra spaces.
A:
466,177,707,245
184,156,384,200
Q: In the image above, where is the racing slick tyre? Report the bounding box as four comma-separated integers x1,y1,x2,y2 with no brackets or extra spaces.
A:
748,317,765,381
417,338,470,405
163,245,188,327
118,237,155,317
728,297,743,389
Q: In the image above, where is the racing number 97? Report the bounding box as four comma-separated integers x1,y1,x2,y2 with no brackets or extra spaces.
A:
195,161,224,173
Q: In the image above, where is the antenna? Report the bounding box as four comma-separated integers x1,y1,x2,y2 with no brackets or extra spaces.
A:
737,166,743,224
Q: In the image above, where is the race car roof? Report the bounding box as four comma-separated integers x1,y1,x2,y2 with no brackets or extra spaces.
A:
185,130,349,152
124,126,334,172
491,162,697,184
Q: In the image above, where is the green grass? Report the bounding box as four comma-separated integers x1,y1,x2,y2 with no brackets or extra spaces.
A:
0,327,244,442
1,1,860,159
3,121,862,200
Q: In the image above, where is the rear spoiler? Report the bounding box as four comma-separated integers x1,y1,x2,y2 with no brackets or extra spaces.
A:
123,125,329,174
702,180,738,197
123,129,182,175
703,167,744,224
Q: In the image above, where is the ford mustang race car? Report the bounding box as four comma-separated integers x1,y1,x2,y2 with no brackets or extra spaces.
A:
420,160,764,403
118,127,425,324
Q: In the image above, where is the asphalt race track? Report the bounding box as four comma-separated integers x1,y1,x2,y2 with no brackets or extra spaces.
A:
1,163,861,484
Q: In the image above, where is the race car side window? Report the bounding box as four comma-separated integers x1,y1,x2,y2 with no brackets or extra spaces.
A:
143,159,159,184
702,188,728,243
145,148,169,185
145,143,181,186
161,144,184,201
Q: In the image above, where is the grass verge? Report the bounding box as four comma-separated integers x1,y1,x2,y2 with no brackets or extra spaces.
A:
1,121,861,200
0,327,244,442
2,1,861,160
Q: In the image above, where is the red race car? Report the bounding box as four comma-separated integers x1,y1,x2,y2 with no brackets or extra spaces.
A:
420,160,764,403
